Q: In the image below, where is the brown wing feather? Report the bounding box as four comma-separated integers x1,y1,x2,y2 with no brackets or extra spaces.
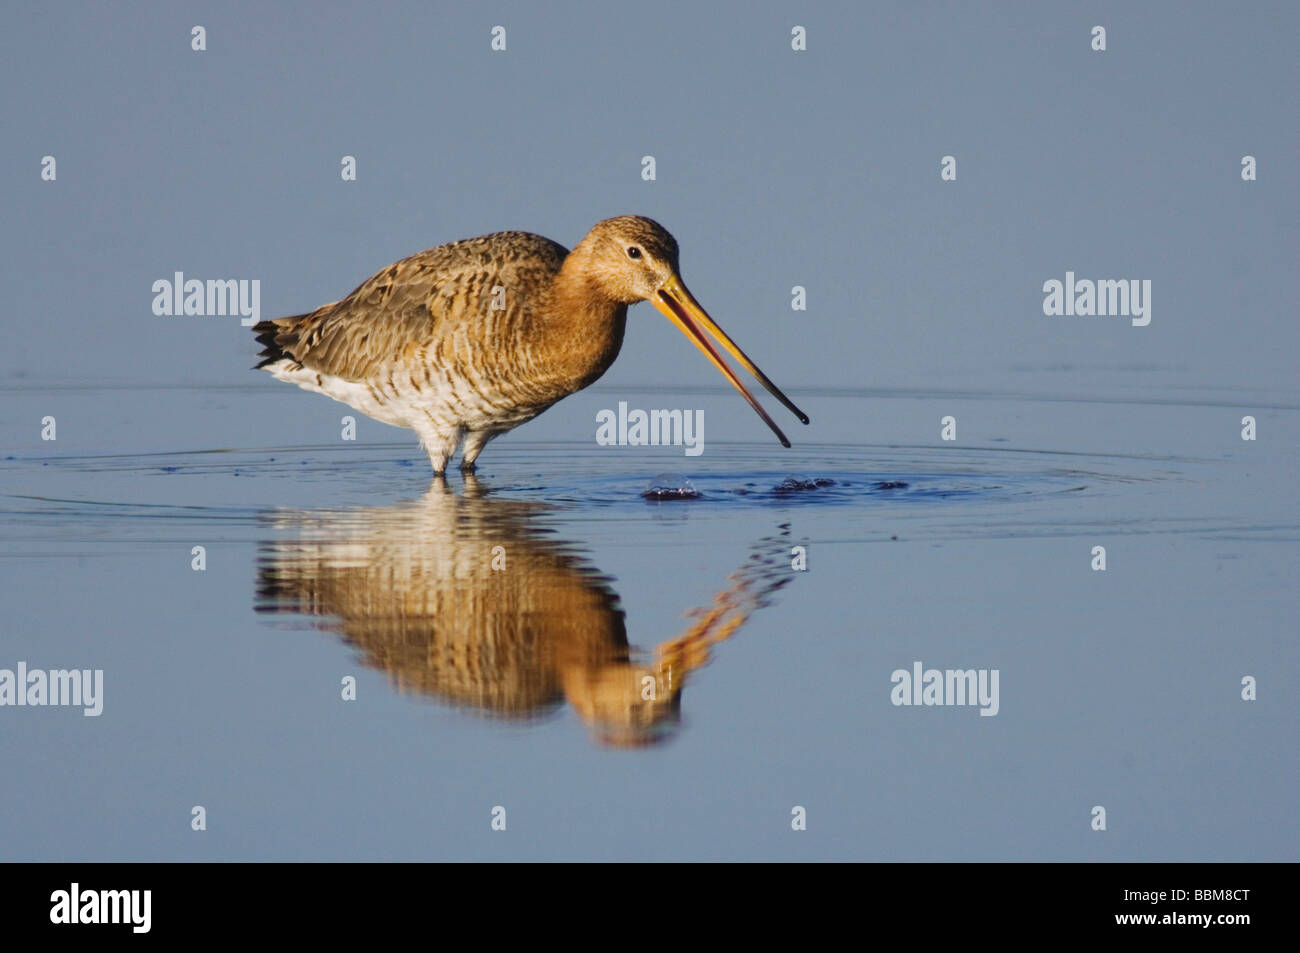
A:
254,231,569,381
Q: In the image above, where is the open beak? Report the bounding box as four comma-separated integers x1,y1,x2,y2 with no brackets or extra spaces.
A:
652,273,809,448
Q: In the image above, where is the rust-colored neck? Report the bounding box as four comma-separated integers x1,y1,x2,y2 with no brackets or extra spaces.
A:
540,251,629,391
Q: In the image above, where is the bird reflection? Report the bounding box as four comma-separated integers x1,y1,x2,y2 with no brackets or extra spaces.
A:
255,476,793,747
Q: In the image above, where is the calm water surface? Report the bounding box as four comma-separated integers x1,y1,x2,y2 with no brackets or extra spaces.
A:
1,379,1296,860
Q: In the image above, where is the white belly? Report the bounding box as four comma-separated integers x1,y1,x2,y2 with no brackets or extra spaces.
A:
266,359,552,434
267,361,413,428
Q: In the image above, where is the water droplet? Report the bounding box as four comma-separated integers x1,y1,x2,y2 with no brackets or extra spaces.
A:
774,476,836,493
642,473,699,501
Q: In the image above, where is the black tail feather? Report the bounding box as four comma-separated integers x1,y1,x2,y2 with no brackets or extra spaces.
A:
252,315,307,369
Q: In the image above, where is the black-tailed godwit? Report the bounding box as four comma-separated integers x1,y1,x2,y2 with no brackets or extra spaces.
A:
254,216,808,473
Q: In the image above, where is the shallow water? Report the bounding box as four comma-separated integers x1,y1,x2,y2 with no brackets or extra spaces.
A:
1,380,1296,860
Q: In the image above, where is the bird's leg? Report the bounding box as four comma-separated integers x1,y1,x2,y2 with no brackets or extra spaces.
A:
460,430,498,471
413,422,463,475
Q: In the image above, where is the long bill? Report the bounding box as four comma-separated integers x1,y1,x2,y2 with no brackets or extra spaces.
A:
652,273,810,449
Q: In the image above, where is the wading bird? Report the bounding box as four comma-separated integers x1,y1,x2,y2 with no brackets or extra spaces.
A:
253,216,808,472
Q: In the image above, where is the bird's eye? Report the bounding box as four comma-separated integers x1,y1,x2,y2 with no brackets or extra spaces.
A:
626,246,642,259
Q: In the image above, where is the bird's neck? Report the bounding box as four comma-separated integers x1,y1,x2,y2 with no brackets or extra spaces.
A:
542,255,629,390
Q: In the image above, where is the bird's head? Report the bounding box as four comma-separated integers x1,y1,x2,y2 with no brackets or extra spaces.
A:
577,215,681,304
570,215,811,447
564,663,684,749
